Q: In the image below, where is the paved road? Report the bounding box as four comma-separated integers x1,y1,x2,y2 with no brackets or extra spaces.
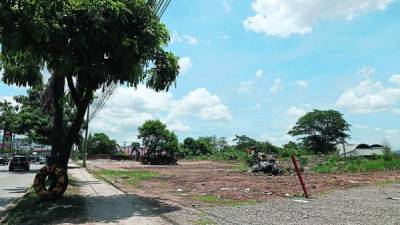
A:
0,163,42,214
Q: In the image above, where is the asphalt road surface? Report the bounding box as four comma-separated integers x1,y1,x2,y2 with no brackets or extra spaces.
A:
0,163,42,214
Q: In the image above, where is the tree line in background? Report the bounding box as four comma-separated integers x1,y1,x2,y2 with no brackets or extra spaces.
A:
1,97,354,166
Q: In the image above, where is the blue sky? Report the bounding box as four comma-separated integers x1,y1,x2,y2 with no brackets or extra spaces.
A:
1,0,400,149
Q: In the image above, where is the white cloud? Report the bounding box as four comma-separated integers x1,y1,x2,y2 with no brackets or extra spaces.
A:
389,74,400,84
287,106,306,119
295,80,309,88
255,69,264,78
260,133,293,146
354,124,370,129
336,79,400,113
171,31,199,45
270,78,283,93
222,0,233,12
358,66,376,78
0,95,16,105
178,57,192,74
169,88,232,122
91,86,231,143
237,80,253,94
243,0,392,37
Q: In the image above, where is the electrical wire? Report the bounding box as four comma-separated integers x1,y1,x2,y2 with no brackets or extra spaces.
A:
89,0,171,122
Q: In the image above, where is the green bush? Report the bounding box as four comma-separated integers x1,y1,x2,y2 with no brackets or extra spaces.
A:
313,155,400,173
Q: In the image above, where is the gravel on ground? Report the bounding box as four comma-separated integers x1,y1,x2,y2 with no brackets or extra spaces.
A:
204,183,400,225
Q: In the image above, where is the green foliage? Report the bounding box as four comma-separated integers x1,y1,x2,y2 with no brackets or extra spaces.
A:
278,141,311,158
288,109,350,154
0,100,19,132
212,147,248,161
87,133,118,155
0,0,179,167
313,155,400,173
12,85,79,145
138,119,179,165
130,142,141,149
233,135,258,150
0,0,179,90
181,136,220,157
382,140,394,161
192,194,257,207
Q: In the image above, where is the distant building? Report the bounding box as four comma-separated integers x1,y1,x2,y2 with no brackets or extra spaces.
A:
337,143,385,157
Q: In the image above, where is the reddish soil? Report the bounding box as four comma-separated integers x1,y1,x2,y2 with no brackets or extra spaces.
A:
88,160,400,207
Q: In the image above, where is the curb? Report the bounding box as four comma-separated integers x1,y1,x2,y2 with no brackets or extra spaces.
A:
85,167,207,225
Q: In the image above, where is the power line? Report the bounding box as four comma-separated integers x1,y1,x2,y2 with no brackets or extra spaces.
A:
89,0,172,122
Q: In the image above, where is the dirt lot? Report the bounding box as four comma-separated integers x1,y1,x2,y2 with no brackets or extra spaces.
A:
88,160,400,207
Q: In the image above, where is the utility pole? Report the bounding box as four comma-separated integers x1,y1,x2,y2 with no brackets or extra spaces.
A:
83,105,90,167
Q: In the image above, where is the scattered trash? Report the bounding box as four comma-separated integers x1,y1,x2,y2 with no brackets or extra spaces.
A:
284,193,291,197
302,215,307,218
293,199,310,203
176,188,183,192
387,197,400,200
264,191,273,195
245,188,250,192
220,187,229,191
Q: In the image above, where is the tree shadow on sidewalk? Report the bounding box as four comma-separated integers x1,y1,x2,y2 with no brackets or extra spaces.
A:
75,193,182,224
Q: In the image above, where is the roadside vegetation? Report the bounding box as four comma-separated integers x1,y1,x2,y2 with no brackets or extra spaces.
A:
191,194,257,207
313,155,400,173
95,169,160,186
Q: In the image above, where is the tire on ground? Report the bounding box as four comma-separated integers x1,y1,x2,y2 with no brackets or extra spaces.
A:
33,165,69,198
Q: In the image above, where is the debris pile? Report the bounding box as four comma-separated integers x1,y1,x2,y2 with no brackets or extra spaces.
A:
250,152,282,175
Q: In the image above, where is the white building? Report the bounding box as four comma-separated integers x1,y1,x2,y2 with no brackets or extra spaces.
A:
337,143,385,157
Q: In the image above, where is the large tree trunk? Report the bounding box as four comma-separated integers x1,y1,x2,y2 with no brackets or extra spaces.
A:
59,90,92,168
51,74,65,167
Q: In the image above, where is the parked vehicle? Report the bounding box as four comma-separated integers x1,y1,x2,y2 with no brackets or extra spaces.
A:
39,156,47,165
0,155,7,165
9,155,30,171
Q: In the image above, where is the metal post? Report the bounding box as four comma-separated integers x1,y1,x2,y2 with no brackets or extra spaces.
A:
83,105,90,167
291,154,309,198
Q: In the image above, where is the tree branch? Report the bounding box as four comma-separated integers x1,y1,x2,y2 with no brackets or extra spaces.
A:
66,75,81,105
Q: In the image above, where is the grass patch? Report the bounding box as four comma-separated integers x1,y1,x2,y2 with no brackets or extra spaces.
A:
313,156,400,173
2,175,84,225
232,162,249,173
194,218,217,225
96,169,160,186
192,194,257,207
375,179,400,187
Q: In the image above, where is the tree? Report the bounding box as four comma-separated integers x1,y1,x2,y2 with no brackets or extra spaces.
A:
0,100,18,132
12,85,79,146
288,109,350,153
138,120,179,165
233,135,258,150
129,141,141,158
87,133,118,155
0,100,19,151
0,0,179,168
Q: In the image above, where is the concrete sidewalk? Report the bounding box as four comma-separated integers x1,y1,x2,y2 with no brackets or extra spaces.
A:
67,166,169,225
